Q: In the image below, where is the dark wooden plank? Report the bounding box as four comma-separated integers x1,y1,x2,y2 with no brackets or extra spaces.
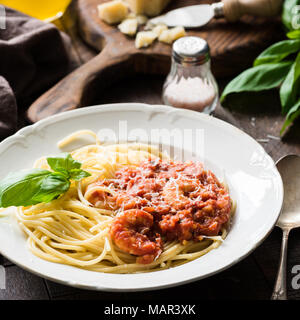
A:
96,74,164,105
45,280,80,299
53,289,127,300
0,265,49,300
2,257,14,267
252,228,282,289
46,278,123,300
254,227,300,300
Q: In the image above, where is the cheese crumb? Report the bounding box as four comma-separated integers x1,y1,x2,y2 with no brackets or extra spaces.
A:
98,0,128,25
126,12,137,19
126,13,147,24
136,15,148,25
135,31,157,48
159,26,186,44
152,24,168,37
118,18,138,36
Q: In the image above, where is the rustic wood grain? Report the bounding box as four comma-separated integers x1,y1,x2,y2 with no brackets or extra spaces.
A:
0,265,49,300
27,0,284,122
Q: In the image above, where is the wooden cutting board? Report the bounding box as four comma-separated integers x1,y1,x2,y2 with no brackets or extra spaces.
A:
27,0,283,122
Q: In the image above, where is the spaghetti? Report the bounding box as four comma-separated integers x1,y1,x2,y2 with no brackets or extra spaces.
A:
15,130,235,274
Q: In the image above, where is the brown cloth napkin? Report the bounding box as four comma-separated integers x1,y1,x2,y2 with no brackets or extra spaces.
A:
0,6,76,139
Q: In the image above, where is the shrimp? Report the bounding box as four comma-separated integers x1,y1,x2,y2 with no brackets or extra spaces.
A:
85,179,119,209
110,209,162,264
162,177,202,210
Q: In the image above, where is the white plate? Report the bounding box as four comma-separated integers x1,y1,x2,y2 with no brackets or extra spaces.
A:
0,103,283,292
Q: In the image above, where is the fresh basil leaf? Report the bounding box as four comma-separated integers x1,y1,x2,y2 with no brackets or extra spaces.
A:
0,153,90,208
0,169,54,207
282,0,300,31
30,173,70,204
47,153,81,173
52,168,69,179
220,62,293,106
281,99,300,134
68,169,91,181
280,52,300,113
287,29,300,39
254,39,300,66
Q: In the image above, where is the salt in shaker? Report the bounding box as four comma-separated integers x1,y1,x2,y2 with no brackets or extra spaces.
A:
162,36,218,114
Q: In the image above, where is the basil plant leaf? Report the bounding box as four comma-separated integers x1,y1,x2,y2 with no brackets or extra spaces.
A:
254,39,300,66
282,0,300,31
0,169,68,208
221,61,293,106
68,169,91,181
47,153,81,174
281,99,300,134
280,52,300,113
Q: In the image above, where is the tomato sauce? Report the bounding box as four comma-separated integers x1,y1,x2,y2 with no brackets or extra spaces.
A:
88,160,232,244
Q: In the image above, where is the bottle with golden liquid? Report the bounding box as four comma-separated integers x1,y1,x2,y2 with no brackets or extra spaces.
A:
0,0,71,22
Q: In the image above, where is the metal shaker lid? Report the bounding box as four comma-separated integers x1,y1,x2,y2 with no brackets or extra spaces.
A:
172,36,210,65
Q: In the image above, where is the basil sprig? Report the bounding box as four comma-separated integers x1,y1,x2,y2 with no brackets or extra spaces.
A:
221,0,300,135
0,153,90,208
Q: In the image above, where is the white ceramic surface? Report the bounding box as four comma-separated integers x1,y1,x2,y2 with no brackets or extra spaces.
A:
0,103,283,291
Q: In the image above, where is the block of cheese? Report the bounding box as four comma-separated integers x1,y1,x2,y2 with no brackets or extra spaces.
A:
135,31,157,48
126,0,144,15
159,26,186,44
125,0,172,16
98,0,128,24
118,18,138,36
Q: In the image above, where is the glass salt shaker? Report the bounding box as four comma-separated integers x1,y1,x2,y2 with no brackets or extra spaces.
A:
162,36,218,114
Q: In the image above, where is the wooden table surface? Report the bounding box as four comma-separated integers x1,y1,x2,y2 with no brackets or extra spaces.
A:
1,1,300,300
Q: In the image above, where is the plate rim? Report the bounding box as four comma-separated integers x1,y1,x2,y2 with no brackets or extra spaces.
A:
0,103,284,292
